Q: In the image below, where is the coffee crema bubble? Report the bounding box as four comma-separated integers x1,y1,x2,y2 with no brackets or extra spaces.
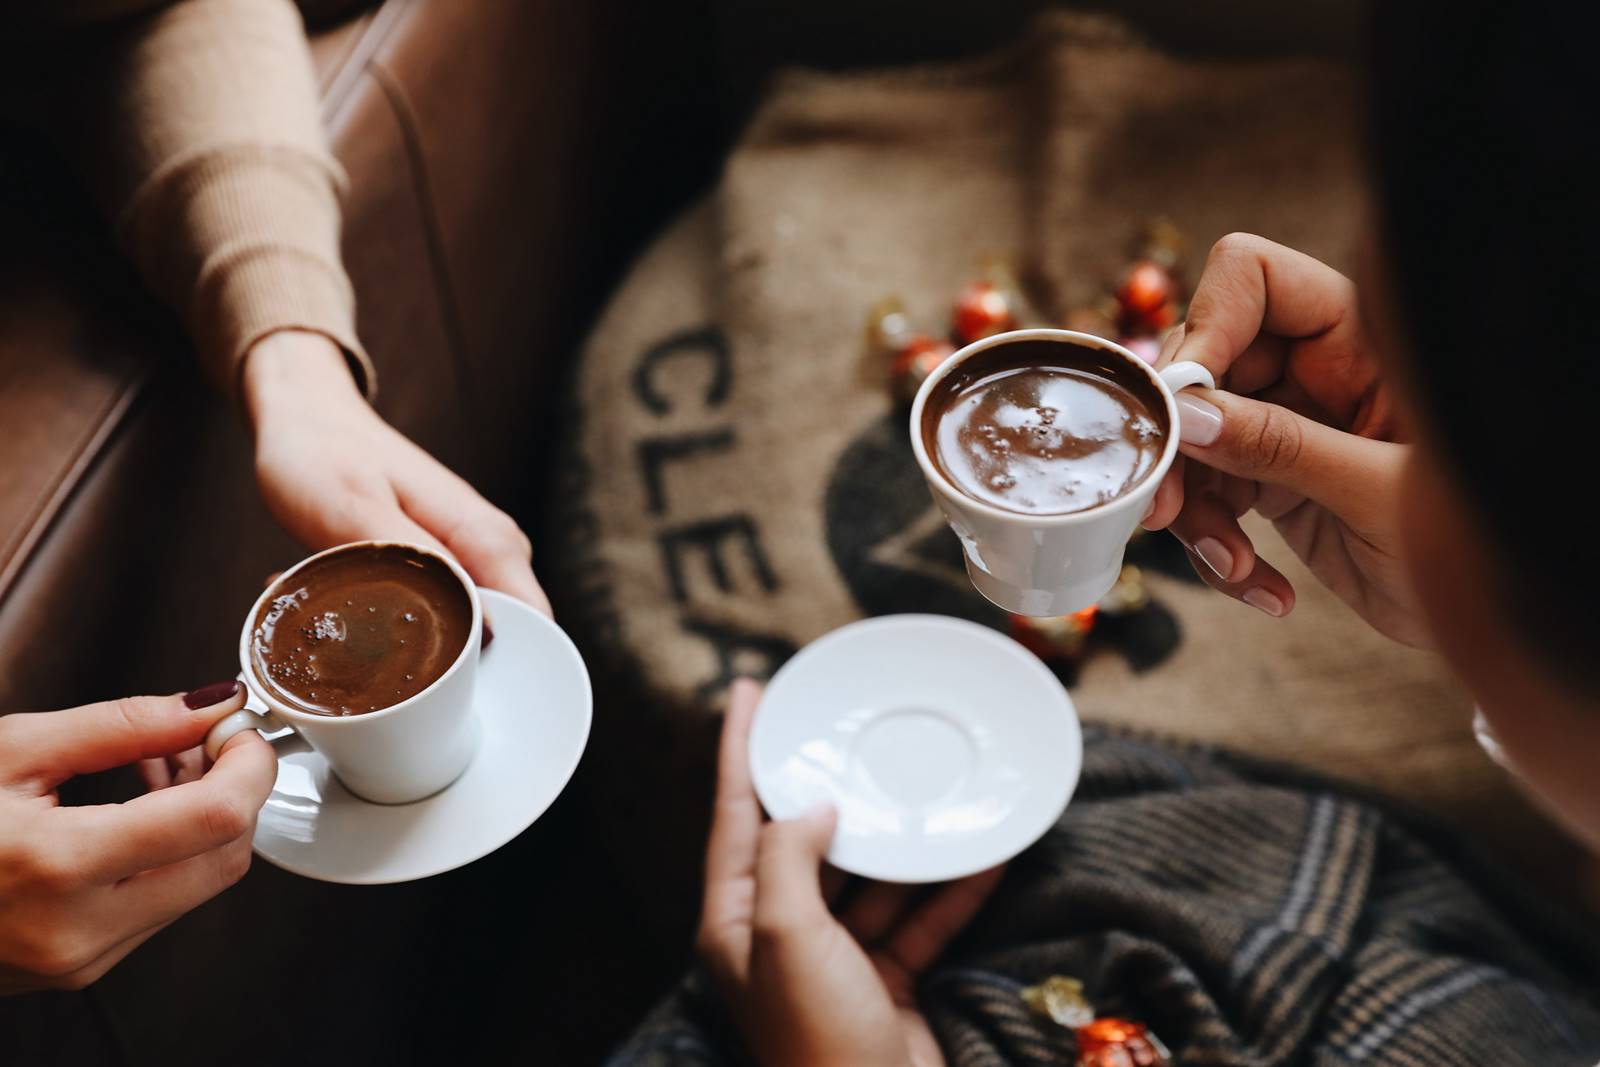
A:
922,339,1170,515
251,545,472,717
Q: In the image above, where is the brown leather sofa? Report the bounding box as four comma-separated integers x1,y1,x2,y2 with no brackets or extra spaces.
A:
1,3,1358,1063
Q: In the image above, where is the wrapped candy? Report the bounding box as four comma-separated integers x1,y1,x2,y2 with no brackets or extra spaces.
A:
890,334,956,405
1075,1018,1173,1067
1096,565,1149,617
1021,975,1173,1067
1115,259,1179,335
865,296,915,356
1021,976,1095,1029
953,279,1017,343
1009,607,1098,661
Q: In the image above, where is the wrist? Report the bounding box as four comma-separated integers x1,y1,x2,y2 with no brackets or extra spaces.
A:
241,330,365,435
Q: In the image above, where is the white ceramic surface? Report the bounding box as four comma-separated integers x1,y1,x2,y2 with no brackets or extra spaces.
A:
910,328,1214,616
750,614,1080,883
249,590,591,884
219,540,484,804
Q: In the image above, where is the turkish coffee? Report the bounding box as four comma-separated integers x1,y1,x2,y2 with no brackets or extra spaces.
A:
923,339,1169,515
251,544,472,717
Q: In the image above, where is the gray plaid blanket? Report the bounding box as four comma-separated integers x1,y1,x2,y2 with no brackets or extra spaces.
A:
609,728,1600,1066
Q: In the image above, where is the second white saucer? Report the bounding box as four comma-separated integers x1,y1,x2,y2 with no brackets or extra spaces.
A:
750,614,1081,883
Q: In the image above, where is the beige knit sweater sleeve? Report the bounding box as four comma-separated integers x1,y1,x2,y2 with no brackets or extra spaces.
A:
49,0,376,399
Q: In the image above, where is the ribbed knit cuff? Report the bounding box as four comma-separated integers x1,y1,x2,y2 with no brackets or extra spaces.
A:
117,143,376,401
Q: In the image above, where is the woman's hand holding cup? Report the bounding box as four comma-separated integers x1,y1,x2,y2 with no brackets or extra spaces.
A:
0,684,275,994
1142,233,1428,646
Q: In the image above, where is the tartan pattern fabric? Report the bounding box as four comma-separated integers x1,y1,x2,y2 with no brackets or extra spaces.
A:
608,728,1600,1066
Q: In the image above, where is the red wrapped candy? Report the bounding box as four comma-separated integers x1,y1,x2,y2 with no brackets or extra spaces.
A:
953,280,1017,343
1075,1017,1173,1067
1115,260,1178,334
890,334,956,405
1009,607,1098,661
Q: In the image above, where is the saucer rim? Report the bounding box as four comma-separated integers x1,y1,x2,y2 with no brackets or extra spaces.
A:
749,612,1081,884
250,589,592,885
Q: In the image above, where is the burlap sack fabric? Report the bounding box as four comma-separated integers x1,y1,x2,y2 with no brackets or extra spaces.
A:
549,12,1584,929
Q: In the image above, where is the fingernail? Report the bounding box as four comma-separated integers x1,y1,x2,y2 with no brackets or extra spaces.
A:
1242,588,1286,617
481,619,495,651
1193,537,1234,581
184,680,242,710
1176,393,1223,446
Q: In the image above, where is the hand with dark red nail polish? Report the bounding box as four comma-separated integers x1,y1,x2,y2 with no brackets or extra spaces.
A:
0,685,274,993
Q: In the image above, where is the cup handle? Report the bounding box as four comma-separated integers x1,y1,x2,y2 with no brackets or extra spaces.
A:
1157,360,1216,395
204,708,289,762
204,685,289,762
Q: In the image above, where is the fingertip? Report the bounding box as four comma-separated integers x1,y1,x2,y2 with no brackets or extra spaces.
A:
1143,462,1186,531
494,571,553,618
224,737,278,807
1153,322,1187,369
217,727,270,756
216,729,278,793
802,800,838,828
797,802,839,852
729,677,764,714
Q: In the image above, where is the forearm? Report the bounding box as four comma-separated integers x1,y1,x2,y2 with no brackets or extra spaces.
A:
50,0,374,400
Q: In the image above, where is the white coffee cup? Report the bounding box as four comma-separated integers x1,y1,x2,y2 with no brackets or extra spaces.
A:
910,328,1214,617
204,540,484,804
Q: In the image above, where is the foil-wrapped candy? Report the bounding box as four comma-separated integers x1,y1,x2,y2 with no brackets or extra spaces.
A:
1020,975,1095,1029
865,295,915,355
890,334,956,405
1097,565,1149,617
953,279,1018,344
1075,1017,1173,1067
1115,259,1179,335
1021,975,1174,1067
1009,607,1097,661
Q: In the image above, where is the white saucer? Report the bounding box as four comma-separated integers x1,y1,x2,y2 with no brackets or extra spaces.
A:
250,590,592,885
750,614,1081,884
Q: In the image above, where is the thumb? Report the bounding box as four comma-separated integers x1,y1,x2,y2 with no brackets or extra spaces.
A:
0,682,248,788
1177,388,1403,521
753,804,839,938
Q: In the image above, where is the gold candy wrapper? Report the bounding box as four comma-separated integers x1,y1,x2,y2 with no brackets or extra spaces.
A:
1020,975,1096,1030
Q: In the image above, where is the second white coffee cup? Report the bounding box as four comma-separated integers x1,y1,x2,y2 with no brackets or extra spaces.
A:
910,328,1213,617
206,540,484,804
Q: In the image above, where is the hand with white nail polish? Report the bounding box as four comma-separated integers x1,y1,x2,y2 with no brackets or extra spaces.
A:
1141,234,1428,646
